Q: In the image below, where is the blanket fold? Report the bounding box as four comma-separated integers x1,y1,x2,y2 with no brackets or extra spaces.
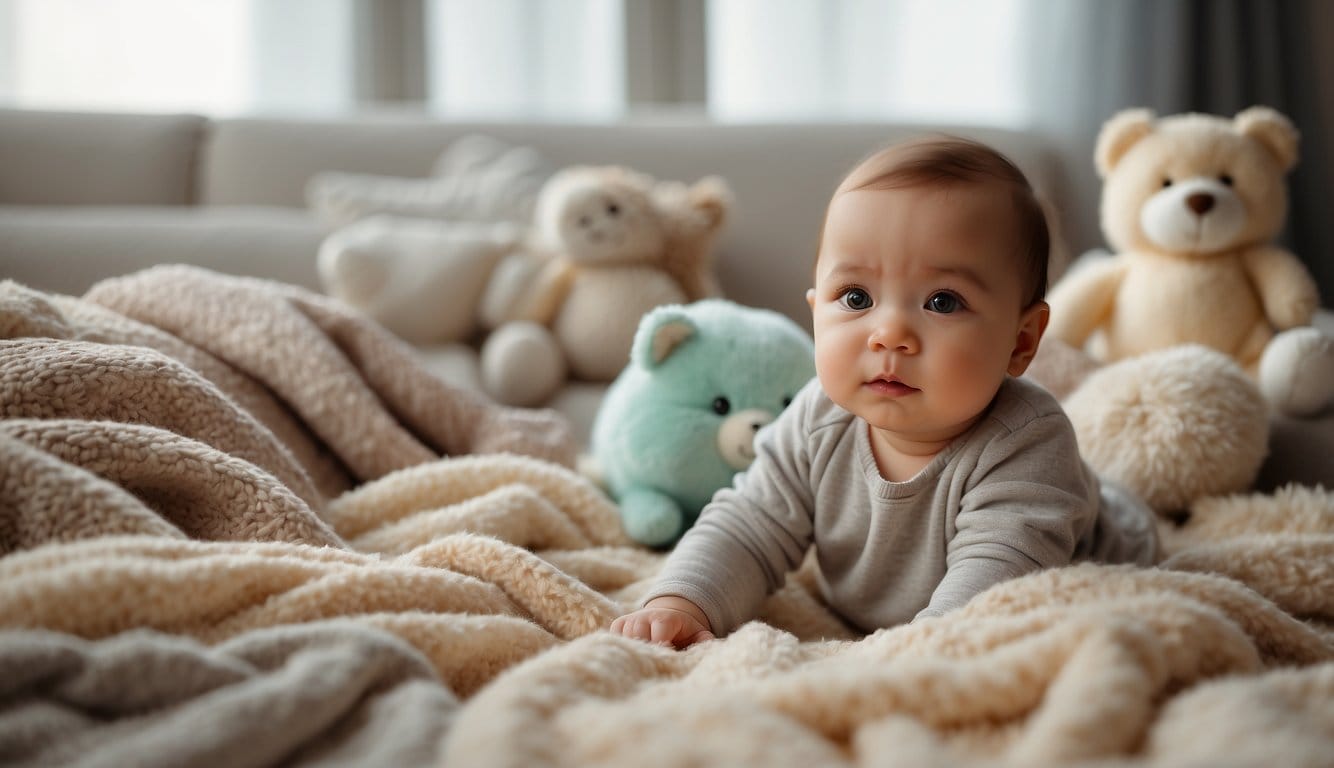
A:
83,266,577,479
0,623,457,768
1,268,1331,767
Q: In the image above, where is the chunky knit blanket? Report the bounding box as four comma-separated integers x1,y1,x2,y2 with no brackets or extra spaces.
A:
1,268,1331,767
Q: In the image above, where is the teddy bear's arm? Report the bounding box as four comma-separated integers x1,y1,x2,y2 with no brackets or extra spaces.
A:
1242,246,1320,331
1044,257,1127,347
514,257,579,325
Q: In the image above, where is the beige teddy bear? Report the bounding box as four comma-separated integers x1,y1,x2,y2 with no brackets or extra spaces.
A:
1047,106,1334,417
480,166,731,407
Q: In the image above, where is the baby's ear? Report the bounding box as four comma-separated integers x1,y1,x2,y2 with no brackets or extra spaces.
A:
1007,301,1050,377
1095,109,1155,178
631,304,697,369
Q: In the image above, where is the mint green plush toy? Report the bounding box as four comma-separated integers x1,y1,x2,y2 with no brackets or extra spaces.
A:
591,299,815,547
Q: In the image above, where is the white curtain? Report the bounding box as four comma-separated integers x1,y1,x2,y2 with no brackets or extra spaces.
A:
706,0,1030,126
0,0,356,115
425,0,624,119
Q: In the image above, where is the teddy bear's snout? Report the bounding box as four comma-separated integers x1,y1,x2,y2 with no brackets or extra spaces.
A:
1140,177,1245,253
717,408,775,470
1185,193,1215,216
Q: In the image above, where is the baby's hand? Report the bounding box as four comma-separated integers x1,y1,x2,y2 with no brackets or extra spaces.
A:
610,595,715,649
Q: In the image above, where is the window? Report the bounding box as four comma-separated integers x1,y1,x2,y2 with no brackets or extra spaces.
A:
426,0,624,119
0,0,1032,126
0,0,355,115
707,0,1029,125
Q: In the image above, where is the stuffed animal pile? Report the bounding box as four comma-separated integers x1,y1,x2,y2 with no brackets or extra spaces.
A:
591,300,815,547
1047,106,1334,417
1038,106,1334,515
481,166,731,406
318,137,733,407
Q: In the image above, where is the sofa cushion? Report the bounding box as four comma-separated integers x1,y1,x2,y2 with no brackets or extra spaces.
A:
0,207,327,297
0,109,205,206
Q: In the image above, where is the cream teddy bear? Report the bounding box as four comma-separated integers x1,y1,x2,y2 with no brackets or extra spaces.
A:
480,166,731,407
1047,107,1334,417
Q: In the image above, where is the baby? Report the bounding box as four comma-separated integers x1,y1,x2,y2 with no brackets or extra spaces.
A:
610,136,1159,648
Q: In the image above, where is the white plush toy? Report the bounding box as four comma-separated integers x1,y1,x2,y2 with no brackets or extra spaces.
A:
316,135,551,346
480,166,731,407
318,216,521,345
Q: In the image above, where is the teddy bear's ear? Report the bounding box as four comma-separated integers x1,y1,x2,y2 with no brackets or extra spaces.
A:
631,305,697,369
1235,106,1299,172
688,176,733,229
1095,108,1155,178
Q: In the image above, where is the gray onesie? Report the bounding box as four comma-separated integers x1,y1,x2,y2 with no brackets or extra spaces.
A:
643,375,1159,635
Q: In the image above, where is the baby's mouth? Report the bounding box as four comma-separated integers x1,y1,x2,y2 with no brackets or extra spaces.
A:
866,377,919,396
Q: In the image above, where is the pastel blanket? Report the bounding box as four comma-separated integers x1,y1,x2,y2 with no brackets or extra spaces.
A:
1,268,1331,767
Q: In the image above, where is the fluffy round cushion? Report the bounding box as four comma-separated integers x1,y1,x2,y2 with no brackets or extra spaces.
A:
1062,345,1269,512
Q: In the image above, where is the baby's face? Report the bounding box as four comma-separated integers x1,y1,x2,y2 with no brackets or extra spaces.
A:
807,183,1047,446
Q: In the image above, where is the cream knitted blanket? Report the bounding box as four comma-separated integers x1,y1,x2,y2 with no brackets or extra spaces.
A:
1,269,1331,767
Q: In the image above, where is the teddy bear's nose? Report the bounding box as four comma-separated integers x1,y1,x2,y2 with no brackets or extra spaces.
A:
1186,193,1215,215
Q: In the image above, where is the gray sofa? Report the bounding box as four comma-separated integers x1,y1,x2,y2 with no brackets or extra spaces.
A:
1,107,1329,490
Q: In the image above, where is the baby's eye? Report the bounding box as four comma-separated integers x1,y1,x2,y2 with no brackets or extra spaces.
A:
925,292,961,314
712,396,731,415
838,288,873,311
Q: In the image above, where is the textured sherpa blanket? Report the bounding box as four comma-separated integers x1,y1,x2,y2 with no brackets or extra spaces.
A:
2,268,1332,767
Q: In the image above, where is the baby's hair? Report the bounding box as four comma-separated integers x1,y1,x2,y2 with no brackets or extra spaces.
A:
827,135,1050,308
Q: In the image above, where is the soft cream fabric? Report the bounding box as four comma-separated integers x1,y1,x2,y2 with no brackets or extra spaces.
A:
2,268,577,500
1,269,1331,766
1,437,1331,765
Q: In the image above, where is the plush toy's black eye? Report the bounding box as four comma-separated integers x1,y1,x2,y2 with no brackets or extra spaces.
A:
1219,174,1234,186
1161,178,1173,188
712,396,731,415
606,202,620,216
781,396,793,409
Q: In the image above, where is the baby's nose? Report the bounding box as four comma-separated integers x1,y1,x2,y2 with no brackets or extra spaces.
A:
869,321,918,353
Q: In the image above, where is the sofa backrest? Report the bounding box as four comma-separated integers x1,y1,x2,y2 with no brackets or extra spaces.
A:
202,116,1064,327
0,108,205,206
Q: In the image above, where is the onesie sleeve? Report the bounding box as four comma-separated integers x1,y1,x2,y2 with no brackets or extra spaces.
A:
641,380,821,635
918,411,1097,619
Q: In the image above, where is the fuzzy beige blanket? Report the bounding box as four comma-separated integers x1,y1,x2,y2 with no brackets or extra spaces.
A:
1,268,1331,767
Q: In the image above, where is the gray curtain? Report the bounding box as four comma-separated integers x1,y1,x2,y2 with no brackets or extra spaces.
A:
1027,0,1334,301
